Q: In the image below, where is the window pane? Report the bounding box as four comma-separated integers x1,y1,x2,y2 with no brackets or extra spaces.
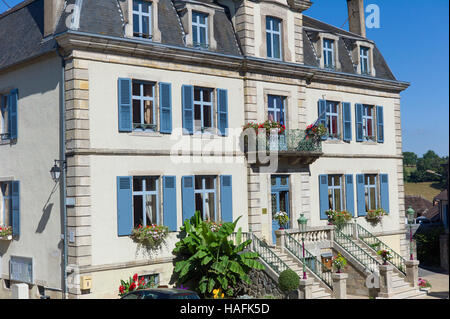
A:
203,90,211,102
142,1,150,12
273,19,280,32
133,195,143,227
204,177,215,189
271,193,277,213
143,84,153,97
133,177,143,191
334,188,342,211
144,100,154,125
267,33,272,57
195,176,203,190
266,18,271,30
279,191,287,212
331,116,338,135
268,111,275,122
369,188,376,210
133,14,140,34
207,192,215,221
133,82,140,96
199,14,206,25
133,1,139,11
145,194,157,225
133,100,142,125
367,118,373,137
195,193,204,216
273,34,280,59
203,105,212,128
142,16,149,35
194,104,201,129
192,25,198,43
145,177,156,191
194,88,201,101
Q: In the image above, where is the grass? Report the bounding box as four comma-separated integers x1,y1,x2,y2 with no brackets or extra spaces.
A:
404,182,443,202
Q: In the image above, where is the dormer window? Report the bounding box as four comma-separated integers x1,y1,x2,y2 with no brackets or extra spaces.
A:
192,12,208,49
266,16,282,60
360,46,370,75
323,39,335,69
133,0,152,39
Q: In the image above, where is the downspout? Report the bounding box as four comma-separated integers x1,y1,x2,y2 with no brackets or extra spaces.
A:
56,46,68,299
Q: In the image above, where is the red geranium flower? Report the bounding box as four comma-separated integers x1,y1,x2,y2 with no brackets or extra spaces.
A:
129,282,136,291
133,273,138,282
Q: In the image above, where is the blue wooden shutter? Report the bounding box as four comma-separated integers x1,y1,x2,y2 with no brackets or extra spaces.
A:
343,102,352,142
182,85,194,134
380,174,389,213
345,175,355,217
319,175,329,220
117,176,133,236
8,89,18,140
118,78,132,132
163,176,177,231
356,174,366,216
318,100,327,140
159,82,172,134
220,175,233,222
376,105,384,143
182,176,195,223
11,181,20,238
217,89,228,136
355,103,363,142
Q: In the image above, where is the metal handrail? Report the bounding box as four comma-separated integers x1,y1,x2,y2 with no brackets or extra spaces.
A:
284,232,333,289
356,224,407,275
334,228,381,273
229,232,289,275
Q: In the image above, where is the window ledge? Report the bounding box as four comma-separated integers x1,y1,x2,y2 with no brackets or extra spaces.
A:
360,141,378,145
130,131,163,137
0,139,11,145
324,139,343,144
191,132,221,139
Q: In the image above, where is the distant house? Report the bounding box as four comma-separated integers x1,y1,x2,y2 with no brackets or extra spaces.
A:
405,195,439,222
433,190,449,229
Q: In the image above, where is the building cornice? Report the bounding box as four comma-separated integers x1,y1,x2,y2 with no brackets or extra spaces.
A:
55,31,410,93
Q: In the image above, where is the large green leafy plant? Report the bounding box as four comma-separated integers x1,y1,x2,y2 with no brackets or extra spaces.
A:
172,212,265,298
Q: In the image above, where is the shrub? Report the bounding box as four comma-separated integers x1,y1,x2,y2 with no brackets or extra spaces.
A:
172,211,265,298
278,269,299,293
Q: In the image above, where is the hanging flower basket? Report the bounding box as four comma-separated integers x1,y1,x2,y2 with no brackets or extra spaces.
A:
325,210,352,230
365,208,386,226
0,225,12,241
130,224,169,250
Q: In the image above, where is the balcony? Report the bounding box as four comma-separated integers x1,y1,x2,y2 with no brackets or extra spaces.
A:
243,129,323,166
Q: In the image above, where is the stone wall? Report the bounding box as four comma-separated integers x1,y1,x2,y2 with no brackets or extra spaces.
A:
236,269,284,298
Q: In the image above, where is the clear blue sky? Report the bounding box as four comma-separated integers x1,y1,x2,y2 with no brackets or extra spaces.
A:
1,0,449,157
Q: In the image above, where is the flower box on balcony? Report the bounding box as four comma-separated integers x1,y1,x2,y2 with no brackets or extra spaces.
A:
0,235,12,241
0,225,12,241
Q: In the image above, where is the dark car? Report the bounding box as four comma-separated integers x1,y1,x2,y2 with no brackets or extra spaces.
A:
121,288,200,299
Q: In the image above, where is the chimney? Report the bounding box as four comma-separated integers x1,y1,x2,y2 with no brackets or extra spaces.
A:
44,0,64,37
346,0,366,37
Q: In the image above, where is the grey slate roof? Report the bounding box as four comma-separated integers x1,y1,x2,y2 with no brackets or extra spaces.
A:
0,0,57,71
303,15,396,81
0,0,395,82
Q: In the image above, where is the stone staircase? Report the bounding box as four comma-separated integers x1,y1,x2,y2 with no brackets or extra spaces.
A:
272,247,333,299
334,227,427,299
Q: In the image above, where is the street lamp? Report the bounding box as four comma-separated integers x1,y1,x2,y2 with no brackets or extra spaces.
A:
50,160,65,182
297,214,308,280
406,206,415,260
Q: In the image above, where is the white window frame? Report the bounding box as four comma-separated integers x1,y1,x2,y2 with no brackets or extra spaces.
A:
325,101,340,139
328,175,343,211
266,16,282,60
0,94,8,140
364,174,378,212
267,95,286,125
360,46,370,75
323,39,335,69
192,11,209,49
0,182,11,227
194,176,218,222
362,104,375,141
133,0,152,39
132,81,156,132
132,176,160,227
193,87,214,134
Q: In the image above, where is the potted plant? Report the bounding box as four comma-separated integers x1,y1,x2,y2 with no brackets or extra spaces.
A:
273,211,289,230
377,249,392,265
365,208,386,226
305,123,327,142
0,225,12,240
325,210,352,230
418,278,432,293
332,253,347,273
130,224,169,250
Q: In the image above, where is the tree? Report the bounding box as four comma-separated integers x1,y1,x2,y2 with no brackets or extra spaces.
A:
403,151,418,166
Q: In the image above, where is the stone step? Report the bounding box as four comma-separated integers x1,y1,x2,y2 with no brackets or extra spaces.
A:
392,285,416,295
392,289,427,299
311,290,331,299
392,280,411,289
